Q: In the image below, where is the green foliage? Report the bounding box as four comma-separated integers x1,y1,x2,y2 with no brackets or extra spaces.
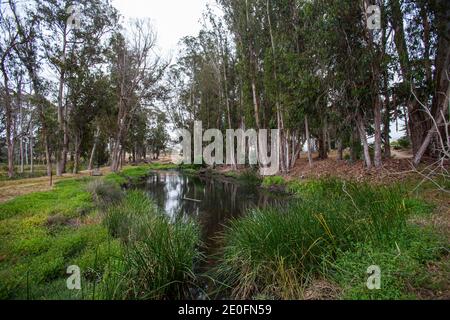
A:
0,167,153,300
262,176,286,188
237,169,262,187
86,180,124,207
392,137,412,150
100,191,201,300
214,179,443,299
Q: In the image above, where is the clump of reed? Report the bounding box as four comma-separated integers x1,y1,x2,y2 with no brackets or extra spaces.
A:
214,179,423,299
100,191,201,300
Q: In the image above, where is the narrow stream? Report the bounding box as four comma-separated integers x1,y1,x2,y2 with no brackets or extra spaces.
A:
134,170,288,298
141,170,285,253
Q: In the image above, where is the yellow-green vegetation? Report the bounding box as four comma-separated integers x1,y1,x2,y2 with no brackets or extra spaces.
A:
262,176,286,188
0,177,120,299
0,164,200,300
0,163,447,300
215,179,446,300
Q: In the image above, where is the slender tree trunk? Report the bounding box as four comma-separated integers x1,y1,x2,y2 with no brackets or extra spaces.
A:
337,139,343,161
30,132,34,174
88,126,100,171
305,115,313,167
72,133,81,174
374,98,383,168
1,61,15,178
17,78,24,174
25,139,28,166
357,113,372,168
319,123,328,160
383,75,392,158
57,27,68,177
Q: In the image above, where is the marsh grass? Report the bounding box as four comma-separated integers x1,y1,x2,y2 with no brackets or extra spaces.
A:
100,191,201,300
0,165,202,300
87,180,124,208
214,179,445,299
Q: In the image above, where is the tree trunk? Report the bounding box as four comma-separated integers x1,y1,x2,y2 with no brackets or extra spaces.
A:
374,98,383,168
73,134,81,174
337,139,343,161
56,26,68,177
18,81,24,174
30,132,34,174
88,126,100,171
390,0,428,156
1,61,14,178
383,76,392,158
305,115,313,167
413,84,450,166
357,113,372,169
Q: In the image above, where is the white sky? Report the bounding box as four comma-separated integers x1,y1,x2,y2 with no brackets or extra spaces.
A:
112,0,215,60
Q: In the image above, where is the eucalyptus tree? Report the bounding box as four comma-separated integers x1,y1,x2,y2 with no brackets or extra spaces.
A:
37,0,118,176
0,3,21,178
9,0,56,183
108,20,168,172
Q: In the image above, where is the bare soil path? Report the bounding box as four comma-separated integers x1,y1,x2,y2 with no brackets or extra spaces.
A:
0,167,111,203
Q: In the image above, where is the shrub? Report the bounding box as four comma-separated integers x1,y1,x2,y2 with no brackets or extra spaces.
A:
238,168,262,186
87,180,124,207
392,137,411,150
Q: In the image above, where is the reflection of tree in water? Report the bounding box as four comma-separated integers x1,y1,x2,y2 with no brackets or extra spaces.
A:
143,171,284,258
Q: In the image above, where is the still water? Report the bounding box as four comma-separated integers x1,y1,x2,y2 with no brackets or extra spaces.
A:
138,170,286,256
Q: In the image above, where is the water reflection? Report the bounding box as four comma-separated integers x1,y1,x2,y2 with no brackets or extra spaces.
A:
142,170,284,254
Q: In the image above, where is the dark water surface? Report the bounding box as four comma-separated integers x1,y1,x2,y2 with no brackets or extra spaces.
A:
135,170,289,298
138,170,286,258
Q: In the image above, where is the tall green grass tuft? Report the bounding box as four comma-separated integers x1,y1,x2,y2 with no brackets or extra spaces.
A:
100,191,201,300
87,180,124,208
215,179,442,299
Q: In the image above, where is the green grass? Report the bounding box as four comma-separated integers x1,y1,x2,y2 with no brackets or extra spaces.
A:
99,191,201,300
214,179,446,299
262,176,286,188
0,163,446,300
0,176,121,299
0,164,201,300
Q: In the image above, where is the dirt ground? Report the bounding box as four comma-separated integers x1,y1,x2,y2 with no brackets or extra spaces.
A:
0,167,111,203
290,151,417,184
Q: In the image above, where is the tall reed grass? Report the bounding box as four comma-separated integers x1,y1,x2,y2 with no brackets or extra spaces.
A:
99,191,201,300
215,179,436,299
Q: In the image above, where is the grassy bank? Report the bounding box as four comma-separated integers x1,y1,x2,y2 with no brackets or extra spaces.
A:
0,163,447,300
215,178,447,300
0,164,201,300
98,189,201,299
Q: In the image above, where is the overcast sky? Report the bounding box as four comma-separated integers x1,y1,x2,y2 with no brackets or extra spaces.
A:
112,0,215,59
